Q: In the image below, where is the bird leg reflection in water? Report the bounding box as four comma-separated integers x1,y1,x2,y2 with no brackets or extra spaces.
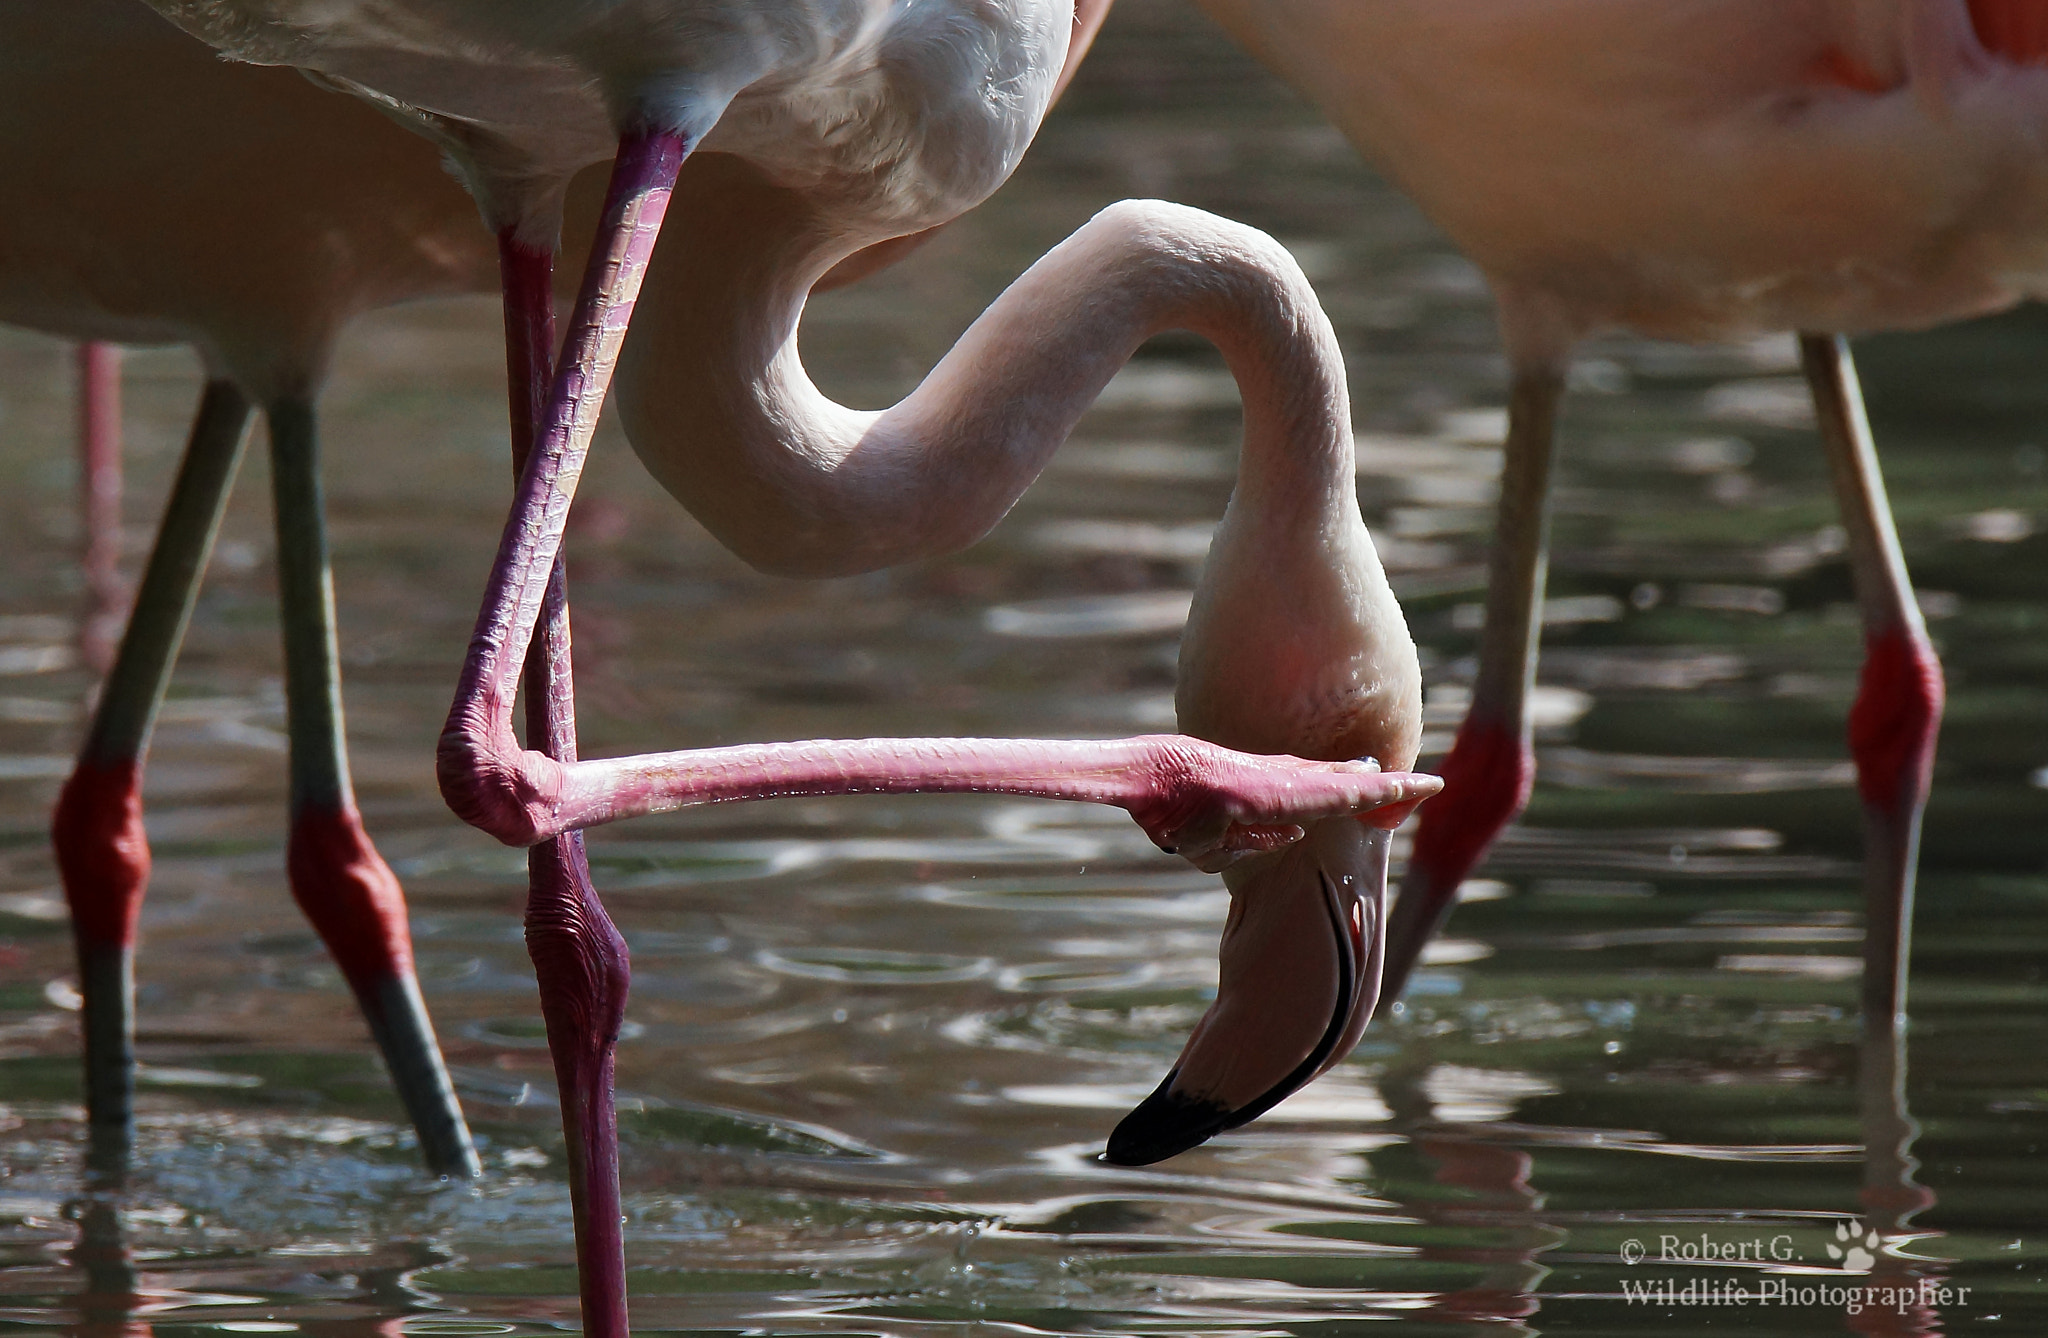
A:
1852,1017,1945,1338
67,1162,451,1338
1380,1053,1558,1333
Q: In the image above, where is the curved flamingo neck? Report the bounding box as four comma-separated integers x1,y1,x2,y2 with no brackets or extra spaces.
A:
615,159,1357,577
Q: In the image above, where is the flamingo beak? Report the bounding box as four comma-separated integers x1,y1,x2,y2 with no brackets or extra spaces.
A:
1103,822,1389,1165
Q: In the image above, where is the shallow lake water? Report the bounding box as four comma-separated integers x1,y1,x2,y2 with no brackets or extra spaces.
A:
3,3,2047,1335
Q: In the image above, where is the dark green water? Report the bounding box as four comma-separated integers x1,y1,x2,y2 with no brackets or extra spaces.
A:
2,2,2046,1334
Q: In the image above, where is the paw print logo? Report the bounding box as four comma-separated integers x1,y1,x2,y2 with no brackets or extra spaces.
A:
1826,1220,1880,1272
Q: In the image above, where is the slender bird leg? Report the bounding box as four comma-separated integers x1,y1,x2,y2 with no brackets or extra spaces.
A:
1381,359,1567,1009
77,343,127,678
1804,338,1942,1334
53,381,253,1169
1799,334,1943,1032
499,232,631,1338
266,399,479,1178
441,126,689,846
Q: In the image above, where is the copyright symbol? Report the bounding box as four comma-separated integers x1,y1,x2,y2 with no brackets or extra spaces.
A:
1621,1239,1645,1265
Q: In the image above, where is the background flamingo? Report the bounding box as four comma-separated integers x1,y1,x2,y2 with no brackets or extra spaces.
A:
1193,0,2048,1026
1,0,498,1175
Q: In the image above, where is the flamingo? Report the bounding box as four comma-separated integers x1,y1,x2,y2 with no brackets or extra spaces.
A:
612,158,1427,1164
1,0,496,1177
135,0,1439,1324
1190,0,2048,1022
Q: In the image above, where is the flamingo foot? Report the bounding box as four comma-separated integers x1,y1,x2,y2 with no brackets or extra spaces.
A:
288,805,479,1177
52,757,148,1156
1381,715,1533,1009
1970,0,2048,63
1105,823,1387,1164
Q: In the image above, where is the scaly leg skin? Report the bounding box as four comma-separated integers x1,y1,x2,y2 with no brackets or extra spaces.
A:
438,131,1437,868
1380,360,1566,1011
267,400,480,1179
52,382,253,1171
77,342,127,678
1799,334,1944,1032
500,231,631,1338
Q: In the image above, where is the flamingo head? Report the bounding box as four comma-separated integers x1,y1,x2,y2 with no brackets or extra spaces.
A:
1103,815,1390,1165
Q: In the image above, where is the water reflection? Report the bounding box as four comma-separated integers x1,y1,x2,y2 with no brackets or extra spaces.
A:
1380,1056,1555,1334
62,1173,456,1338
1850,1022,1942,1338
0,0,2044,1331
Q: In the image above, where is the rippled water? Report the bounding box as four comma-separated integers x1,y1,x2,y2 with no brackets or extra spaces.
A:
4,3,2048,1335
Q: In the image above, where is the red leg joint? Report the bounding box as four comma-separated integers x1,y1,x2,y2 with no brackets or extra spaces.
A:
53,759,149,954
1971,0,2048,63
287,804,416,996
1847,629,1945,816
1407,717,1536,899
1806,47,1897,93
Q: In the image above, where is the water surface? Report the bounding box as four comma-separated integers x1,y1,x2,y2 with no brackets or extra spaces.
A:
3,3,2046,1334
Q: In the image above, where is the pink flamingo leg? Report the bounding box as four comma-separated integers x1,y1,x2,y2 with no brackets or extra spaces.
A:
54,381,252,1166
1381,360,1566,1008
440,126,686,838
1799,334,1944,1031
498,231,630,1338
439,133,1432,872
77,342,127,677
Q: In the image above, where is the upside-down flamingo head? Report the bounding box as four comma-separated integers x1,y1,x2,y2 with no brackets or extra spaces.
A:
1105,815,1390,1164
1103,398,1425,1163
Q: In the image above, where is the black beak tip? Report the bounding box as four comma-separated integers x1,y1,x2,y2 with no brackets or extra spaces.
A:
1102,1084,1236,1166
